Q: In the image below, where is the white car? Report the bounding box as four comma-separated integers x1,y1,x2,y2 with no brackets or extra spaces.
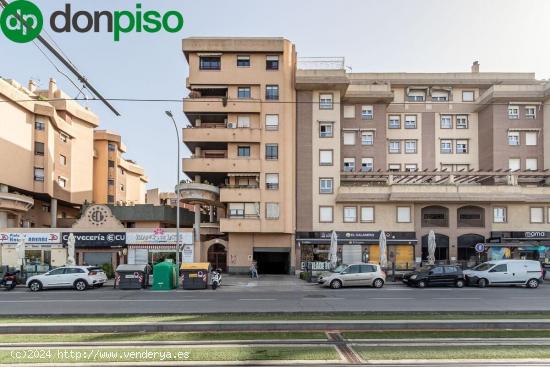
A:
463,260,543,289
318,263,386,289
26,266,107,292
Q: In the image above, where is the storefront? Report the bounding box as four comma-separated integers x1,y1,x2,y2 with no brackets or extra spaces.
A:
126,230,193,266
62,232,126,273
0,232,65,273
488,231,550,262
296,231,416,270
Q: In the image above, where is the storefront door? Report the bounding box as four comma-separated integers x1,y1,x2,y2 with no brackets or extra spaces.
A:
207,244,227,272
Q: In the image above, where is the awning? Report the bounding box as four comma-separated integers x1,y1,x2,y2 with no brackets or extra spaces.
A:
507,127,541,132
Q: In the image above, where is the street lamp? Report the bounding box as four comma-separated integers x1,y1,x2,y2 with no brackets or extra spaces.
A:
164,110,181,271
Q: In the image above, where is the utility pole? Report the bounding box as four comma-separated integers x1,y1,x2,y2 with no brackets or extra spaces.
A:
165,111,181,271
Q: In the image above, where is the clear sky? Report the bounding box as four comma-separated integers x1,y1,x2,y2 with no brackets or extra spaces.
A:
1,0,549,191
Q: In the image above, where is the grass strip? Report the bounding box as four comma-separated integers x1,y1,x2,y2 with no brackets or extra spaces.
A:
345,329,550,339
0,331,326,344
0,346,338,364
355,345,550,360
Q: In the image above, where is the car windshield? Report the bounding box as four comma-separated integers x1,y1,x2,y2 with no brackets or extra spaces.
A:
472,263,493,271
415,266,432,273
332,264,348,273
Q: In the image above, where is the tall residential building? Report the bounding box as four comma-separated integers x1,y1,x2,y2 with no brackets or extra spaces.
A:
179,37,297,273
93,130,148,206
0,77,98,228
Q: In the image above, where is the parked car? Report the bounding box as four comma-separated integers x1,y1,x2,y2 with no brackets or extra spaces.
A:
26,266,107,292
463,260,543,288
402,265,465,288
318,263,385,289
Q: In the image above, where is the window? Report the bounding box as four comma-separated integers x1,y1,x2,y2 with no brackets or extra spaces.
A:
237,115,250,128
388,164,401,172
108,179,114,186
35,121,45,130
407,89,425,102
361,131,374,145
319,150,333,165
34,167,44,181
265,85,279,100
59,155,67,165
319,206,333,222
319,94,333,109
508,105,519,119
319,122,333,138
237,87,251,99
530,207,544,223
508,131,520,146
266,55,279,70
440,140,452,154
265,173,279,190
237,146,250,157
456,115,468,129
405,164,418,172
525,132,538,146
343,131,356,145
265,115,279,130
361,158,374,172
266,203,280,219
120,167,124,175
60,132,68,143
58,177,66,188
360,206,374,222
456,140,468,154
265,144,278,160
107,195,114,203
405,140,417,154
343,158,355,172
388,115,401,129
236,55,250,67
397,206,411,223
319,178,333,194
526,158,538,171
431,266,444,275
108,143,116,152
490,264,508,273
41,204,50,213
440,115,452,129
228,203,244,218
462,91,474,102
344,206,357,222
404,115,417,129
343,105,355,118
389,140,400,154
508,158,520,171
199,56,221,70
34,142,44,156
493,207,507,223
525,106,536,119
431,90,449,102
361,264,376,273
361,105,373,120
229,203,259,218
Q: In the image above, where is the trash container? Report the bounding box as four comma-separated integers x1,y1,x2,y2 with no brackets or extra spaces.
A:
114,264,151,289
152,260,177,290
181,262,211,290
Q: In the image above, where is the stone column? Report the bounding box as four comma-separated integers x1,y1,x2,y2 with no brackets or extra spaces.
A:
0,212,7,228
209,205,215,223
50,198,58,228
194,204,201,262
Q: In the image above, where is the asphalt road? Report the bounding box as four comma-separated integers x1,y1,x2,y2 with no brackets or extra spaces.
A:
2,277,550,314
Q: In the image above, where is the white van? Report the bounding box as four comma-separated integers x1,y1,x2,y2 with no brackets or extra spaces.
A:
463,260,543,288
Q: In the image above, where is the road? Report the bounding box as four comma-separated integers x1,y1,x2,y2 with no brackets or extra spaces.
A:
2,276,550,314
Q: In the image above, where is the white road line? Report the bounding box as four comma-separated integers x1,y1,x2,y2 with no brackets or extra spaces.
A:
370,297,414,300
238,298,277,301
433,297,481,300
0,299,214,303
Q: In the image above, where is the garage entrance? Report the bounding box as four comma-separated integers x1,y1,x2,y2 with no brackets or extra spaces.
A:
253,248,290,274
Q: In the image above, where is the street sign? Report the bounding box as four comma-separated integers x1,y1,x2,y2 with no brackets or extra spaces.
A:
475,243,485,253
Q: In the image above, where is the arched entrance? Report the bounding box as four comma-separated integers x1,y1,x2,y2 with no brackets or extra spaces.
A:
457,234,485,262
421,233,449,262
207,243,227,272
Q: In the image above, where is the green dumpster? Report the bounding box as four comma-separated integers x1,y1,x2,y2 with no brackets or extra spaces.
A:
152,259,177,290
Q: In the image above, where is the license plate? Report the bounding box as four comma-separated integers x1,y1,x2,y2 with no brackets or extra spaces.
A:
5,281,12,285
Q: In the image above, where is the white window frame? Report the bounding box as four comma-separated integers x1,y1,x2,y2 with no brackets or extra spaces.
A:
404,115,417,129
361,158,374,172
319,122,334,138
440,140,452,154
493,207,507,223
405,140,417,154
319,178,333,194
388,164,401,172
361,105,374,120
237,115,250,128
525,106,536,119
530,207,544,224
343,131,356,145
405,164,418,172
397,206,411,223
58,176,67,188
319,150,333,165
319,206,333,223
456,115,468,129
265,114,279,130
462,90,475,102
266,202,280,219
440,115,452,129
343,206,357,223
526,158,538,171
508,131,520,146
265,173,279,190
508,105,519,119
319,94,333,110
431,90,449,102
361,131,374,145
388,115,401,129
525,132,537,146
508,158,520,171
343,105,355,118
360,206,374,223
407,90,426,102
389,140,401,154
343,158,355,172
456,140,468,154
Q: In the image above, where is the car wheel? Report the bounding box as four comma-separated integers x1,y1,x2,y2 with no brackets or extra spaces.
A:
527,278,540,289
330,280,342,289
373,278,384,288
455,279,465,288
74,280,88,291
29,280,42,292
417,280,426,288
478,278,488,288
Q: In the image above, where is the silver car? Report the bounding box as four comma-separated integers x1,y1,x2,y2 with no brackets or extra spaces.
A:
318,263,386,289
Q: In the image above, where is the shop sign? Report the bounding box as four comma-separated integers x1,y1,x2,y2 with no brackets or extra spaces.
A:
182,244,194,263
300,261,331,271
126,230,193,245
0,232,60,244
301,231,416,241
525,232,548,239
61,232,126,247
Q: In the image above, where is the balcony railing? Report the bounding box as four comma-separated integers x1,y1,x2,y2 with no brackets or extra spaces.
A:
297,57,345,70
422,218,449,227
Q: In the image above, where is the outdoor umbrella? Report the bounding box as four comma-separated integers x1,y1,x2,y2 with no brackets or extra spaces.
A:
379,231,388,268
328,230,338,269
428,230,437,265
67,233,76,266
15,235,26,267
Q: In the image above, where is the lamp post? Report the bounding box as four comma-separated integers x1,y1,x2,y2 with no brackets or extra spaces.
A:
164,111,181,271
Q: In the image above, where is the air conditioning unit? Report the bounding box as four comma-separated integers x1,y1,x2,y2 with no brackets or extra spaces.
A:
227,122,237,129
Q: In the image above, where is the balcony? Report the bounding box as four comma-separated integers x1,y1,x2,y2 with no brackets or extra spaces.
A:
220,186,261,203
183,127,261,147
183,97,261,115
220,217,261,233
183,157,261,174
177,182,220,206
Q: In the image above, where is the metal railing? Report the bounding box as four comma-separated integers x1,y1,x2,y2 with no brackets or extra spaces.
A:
297,57,345,70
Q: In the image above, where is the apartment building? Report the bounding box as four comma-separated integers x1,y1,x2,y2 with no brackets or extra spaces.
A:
0,77,98,229
179,37,297,273
93,130,148,206
296,59,550,270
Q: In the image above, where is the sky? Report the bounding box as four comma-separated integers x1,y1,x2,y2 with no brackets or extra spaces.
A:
1,0,549,191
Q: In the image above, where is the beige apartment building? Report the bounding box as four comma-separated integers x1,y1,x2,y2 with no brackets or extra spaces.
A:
93,130,148,206
179,37,297,273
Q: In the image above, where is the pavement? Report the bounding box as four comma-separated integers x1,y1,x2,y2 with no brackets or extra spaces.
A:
2,274,550,314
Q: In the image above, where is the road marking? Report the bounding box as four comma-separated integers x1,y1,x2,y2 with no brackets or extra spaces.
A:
238,298,277,301
0,299,213,303
433,297,481,300
370,297,414,300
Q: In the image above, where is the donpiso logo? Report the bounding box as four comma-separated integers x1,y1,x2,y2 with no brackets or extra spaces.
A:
0,0,43,43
